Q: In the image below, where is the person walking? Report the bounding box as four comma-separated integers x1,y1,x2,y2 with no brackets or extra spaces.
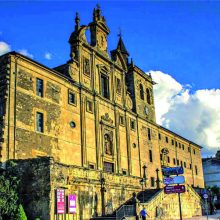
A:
140,207,149,220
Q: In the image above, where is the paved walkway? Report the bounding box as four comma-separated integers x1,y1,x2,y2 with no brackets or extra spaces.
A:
184,210,220,220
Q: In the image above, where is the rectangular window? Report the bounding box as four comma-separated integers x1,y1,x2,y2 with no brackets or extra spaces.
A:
165,136,169,143
36,78,43,97
68,91,76,105
101,74,109,99
36,112,44,133
173,158,176,165
148,128,151,140
190,163,192,169
193,149,196,154
86,100,93,113
104,162,114,173
184,162,186,168
149,150,153,162
167,156,170,163
180,161,183,167
172,139,174,145
177,159,179,165
182,144,185,150
119,115,125,126
0,102,5,116
122,170,127,175
130,119,136,130
179,143,181,149
88,164,95,169
158,133,161,140
150,177,155,187
175,141,178,147
195,165,198,175
188,147,191,152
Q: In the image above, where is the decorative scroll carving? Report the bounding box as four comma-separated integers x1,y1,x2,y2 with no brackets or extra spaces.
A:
101,113,113,124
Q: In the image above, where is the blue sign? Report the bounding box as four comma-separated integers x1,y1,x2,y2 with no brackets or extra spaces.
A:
162,166,184,176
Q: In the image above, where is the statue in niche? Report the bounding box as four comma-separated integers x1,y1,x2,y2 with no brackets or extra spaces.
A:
104,133,113,155
84,58,90,76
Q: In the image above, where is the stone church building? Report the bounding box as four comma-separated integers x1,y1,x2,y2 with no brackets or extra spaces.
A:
0,6,204,220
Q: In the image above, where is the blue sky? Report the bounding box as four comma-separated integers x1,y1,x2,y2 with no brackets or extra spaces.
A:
0,1,220,157
1,1,220,90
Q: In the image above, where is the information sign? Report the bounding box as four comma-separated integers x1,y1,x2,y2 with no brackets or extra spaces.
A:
56,189,65,214
164,185,185,194
163,176,185,185
162,166,184,176
203,193,208,199
69,194,77,214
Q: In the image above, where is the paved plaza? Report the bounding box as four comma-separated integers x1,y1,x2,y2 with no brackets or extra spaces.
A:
183,210,220,220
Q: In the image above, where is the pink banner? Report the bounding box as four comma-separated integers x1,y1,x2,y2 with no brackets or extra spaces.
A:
69,194,76,214
56,189,65,214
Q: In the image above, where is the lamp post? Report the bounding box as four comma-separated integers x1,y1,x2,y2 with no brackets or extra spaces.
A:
140,178,146,203
156,168,160,189
142,165,147,182
100,177,106,216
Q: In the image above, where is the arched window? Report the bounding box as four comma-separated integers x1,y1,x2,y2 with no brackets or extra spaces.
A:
146,88,151,104
140,84,144,100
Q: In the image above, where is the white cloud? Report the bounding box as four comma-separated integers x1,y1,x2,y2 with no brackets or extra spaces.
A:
18,49,33,59
149,70,220,157
0,41,11,55
44,52,52,60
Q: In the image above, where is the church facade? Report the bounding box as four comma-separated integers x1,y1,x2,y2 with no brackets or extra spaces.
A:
0,6,204,220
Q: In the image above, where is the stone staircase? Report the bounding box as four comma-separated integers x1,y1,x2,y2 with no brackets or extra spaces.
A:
91,189,162,220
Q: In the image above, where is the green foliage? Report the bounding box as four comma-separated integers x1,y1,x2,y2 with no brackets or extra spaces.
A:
17,204,27,220
0,161,27,220
207,185,220,197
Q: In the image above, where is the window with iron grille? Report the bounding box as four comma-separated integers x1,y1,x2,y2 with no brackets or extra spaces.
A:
130,119,136,130
36,112,44,133
68,91,76,105
101,74,109,99
103,162,114,173
36,78,43,97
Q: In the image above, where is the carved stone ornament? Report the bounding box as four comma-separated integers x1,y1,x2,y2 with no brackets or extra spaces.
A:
126,94,133,110
116,78,122,94
101,113,113,124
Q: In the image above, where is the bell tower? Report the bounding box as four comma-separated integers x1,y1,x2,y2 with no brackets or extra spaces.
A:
89,5,110,52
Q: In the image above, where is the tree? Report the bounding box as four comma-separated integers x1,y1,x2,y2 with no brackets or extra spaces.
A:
17,204,27,220
0,161,27,220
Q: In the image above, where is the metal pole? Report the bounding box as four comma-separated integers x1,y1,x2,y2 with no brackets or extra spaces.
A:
205,199,209,220
178,192,183,220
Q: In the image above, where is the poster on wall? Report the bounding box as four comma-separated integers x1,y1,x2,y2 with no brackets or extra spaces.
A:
56,189,65,214
69,194,77,214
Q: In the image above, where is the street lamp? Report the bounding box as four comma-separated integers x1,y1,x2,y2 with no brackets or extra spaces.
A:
156,168,160,189
140,178,146,203
100,176,106,216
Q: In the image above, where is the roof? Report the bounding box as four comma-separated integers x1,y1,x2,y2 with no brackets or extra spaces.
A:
117,36,129,56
